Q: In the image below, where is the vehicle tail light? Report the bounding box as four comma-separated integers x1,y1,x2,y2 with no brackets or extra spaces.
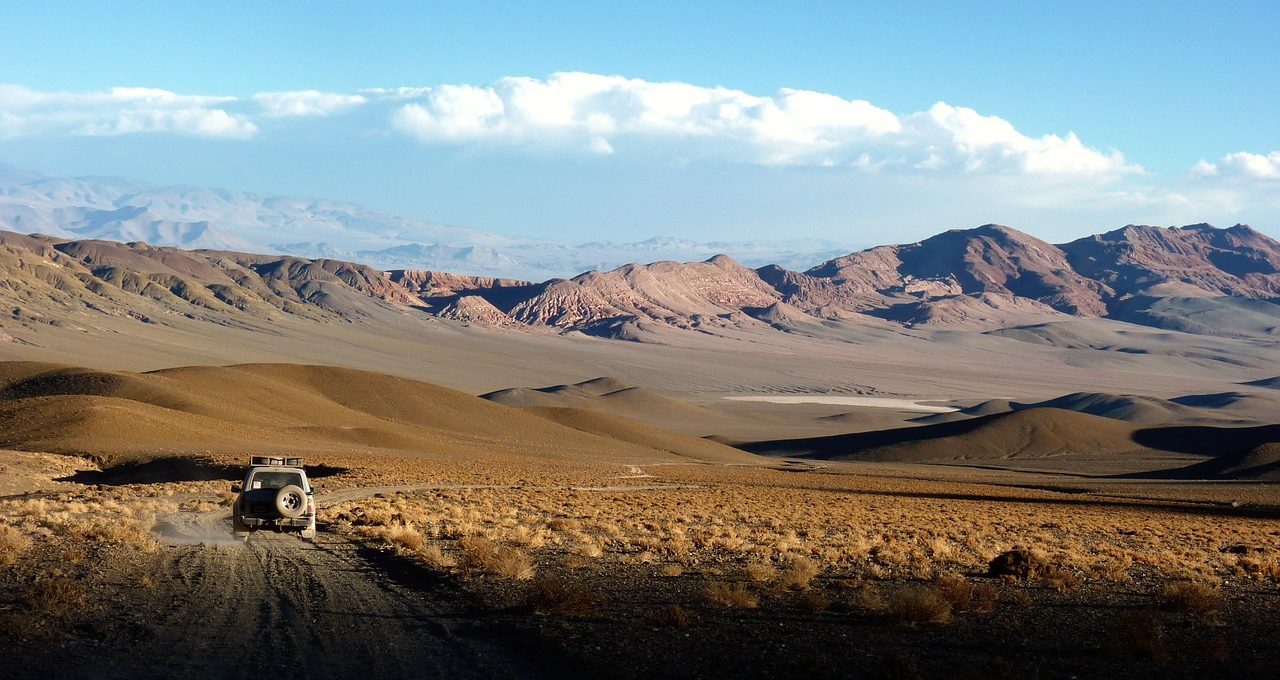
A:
306,496,315,516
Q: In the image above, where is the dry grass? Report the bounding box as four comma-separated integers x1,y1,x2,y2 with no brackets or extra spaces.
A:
800,590,830,613
651,604,691,628
458,537,537,580
1114,610,1167,660
778,555,819,591
0,525,32,565
889,586,952,625
25,577,87,618
383,523,426,552
744,560,778,584
321,459,1280,592
524,577,601,617
1160,581,1223,618
704,582,759,609
418,543,457,569
1039,566,1084,593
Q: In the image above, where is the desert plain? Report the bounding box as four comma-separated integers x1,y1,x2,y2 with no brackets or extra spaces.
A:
0,223,1278,679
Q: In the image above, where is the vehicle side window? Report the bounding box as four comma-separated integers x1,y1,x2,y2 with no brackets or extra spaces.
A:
250,471,304,490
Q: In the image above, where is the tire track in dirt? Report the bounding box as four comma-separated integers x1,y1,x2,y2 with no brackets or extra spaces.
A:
113,494,525,680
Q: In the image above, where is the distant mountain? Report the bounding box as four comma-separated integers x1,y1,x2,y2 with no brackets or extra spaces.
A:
0,163,1278,341
0,163,849,280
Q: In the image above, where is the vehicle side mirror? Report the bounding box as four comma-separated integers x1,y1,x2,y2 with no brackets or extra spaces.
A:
231,484,241,493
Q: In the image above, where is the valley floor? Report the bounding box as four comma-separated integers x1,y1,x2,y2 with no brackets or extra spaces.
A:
3,451,1278,679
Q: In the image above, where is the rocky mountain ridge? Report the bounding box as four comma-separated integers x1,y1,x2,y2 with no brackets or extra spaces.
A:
0,222,1277,341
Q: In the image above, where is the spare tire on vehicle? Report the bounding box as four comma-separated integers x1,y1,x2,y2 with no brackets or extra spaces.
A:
275,484,306,519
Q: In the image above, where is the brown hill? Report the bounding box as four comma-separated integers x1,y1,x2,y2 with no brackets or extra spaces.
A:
482,377,717,430
519,407,755,464
0,361,762,466
2,221,1278,340
803,225,1112,316
742,408,1147,462
1060,224,1280,299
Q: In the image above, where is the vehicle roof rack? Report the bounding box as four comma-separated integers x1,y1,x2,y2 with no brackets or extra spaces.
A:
250,456,304,467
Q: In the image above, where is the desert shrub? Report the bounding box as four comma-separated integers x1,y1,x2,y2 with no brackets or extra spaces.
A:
25,577,87,618
71,519,157,553
1039,566,1084,593
851,585,888,614
383,523,425,553
0,525,32,565
419,543,457,569
1114,611,1167,660
658,563,684,577
458,536,497,573
988,548,1044,580
651,604,691,628
778,555,819,591
460,538,535,580
889,586,952,625
1160,581,1222,618
524,577,600,617
352,506,395,527
934,574,997,614
744,560,778,584
800,590,830,613
704,582,759,609
492,546,537,580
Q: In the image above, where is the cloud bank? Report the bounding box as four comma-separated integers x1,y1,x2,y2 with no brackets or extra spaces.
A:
0,85,256,140
387,73,1136,176
0,74,1277,228
0,75,1138,177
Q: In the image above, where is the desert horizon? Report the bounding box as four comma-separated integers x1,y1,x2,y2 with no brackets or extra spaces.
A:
3,4,1279,679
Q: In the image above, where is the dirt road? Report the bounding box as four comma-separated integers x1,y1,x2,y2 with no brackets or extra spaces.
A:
13,493,567,680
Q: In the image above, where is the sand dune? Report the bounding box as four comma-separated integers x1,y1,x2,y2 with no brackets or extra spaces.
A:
0,361,762,465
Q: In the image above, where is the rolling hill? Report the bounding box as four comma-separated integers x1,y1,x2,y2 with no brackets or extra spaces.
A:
0,361,762,466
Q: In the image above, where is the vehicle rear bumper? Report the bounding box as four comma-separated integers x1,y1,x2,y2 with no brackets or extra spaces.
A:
240,516,313,530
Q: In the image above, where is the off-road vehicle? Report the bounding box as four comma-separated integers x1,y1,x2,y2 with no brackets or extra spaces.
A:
232,456,316,541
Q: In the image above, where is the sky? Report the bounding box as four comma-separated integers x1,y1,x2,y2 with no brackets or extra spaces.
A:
2,1,1278,246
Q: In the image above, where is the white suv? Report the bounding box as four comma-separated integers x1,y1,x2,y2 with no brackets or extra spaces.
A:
232,456,316,541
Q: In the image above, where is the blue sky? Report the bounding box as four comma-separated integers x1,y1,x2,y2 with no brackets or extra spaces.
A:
2,1,1278,245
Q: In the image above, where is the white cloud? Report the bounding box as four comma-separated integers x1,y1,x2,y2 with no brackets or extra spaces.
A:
386,72,1136,177
1197,151,1280,180
253,90,367,117
0,84,256,139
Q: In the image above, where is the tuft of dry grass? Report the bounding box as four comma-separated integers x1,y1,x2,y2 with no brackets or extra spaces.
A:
25,577,87,618
524,577,600,617
778,555,819,591
744,560,778,584
1114,611,1167,660
889,586,952,625
651,604,691,628
1039,566,1084,593
934,574,998,614
383,523,425,553
704,582,759,609
1160,580,1222,618
0,525,32,565
658,563,684,577
419,543,457,569
800,590,830,613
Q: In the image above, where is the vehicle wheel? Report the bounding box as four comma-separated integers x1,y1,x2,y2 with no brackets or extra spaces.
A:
301,526,316,540
234,531,250,543
275,485,306,519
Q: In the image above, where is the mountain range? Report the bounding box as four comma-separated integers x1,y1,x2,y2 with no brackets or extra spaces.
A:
0,164,849,280
0,214,1277,343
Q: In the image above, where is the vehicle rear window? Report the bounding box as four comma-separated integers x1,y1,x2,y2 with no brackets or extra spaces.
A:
250,471,304,490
